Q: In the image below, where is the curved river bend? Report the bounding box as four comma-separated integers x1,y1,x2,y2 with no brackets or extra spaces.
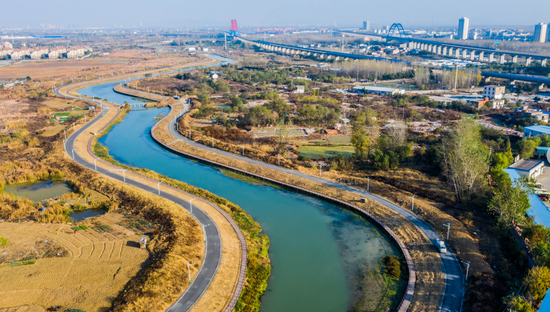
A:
78,57,403,312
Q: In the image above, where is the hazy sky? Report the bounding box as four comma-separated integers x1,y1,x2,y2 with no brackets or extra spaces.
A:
2,0,549,29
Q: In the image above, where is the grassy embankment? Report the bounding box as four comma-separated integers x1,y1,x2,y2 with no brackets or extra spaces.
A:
91,104,270,311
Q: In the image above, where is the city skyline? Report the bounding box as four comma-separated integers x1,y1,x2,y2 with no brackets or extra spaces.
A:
1,0,549,29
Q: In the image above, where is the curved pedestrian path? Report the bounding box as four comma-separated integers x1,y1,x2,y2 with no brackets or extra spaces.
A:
55,82,247,311
156,101,464,312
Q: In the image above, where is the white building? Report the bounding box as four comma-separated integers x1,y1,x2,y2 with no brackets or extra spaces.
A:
509,159,544,179
458,17,469,40
534,23,548,43
483,85,506,99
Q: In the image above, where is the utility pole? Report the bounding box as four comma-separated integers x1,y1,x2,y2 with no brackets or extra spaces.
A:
444,223,451,240
187,261,192,284
410,195,415,212
94,159,97,171
190,198,194,215
462,261,471,281
158,182,161,196
242,145,244,156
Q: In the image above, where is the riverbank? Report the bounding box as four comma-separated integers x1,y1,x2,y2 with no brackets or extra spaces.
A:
53,59,255,311
83,95,268,311
155,103,430,310
113,83,170,102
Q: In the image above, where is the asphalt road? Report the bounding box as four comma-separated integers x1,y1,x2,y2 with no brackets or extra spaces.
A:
167,102,464,312
57,90,223,312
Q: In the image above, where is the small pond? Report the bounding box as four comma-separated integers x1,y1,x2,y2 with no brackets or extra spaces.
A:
4,181,72,202
214,104,231,110
70,207,108,221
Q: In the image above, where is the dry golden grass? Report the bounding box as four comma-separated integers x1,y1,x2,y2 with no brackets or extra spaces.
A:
4,120,28,130
0,213,149,311
39,125,65,137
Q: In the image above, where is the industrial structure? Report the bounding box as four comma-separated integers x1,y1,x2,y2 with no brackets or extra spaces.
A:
534,23,548,43
458,17,469,40
229,19,240,36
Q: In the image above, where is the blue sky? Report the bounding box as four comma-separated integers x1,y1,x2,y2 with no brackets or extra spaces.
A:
2,0,549,29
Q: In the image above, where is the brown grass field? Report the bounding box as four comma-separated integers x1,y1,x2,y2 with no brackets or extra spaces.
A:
0,49,204,81
0,213,149,311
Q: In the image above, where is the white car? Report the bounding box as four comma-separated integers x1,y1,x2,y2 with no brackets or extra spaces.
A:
437,240,447,253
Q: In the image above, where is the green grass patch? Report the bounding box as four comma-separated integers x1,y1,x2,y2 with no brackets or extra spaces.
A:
79,225,89,230
298,145,355,159
220,169,278,188
71,226,82,231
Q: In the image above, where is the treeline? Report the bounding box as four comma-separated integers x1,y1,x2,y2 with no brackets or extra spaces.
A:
335,59,413,81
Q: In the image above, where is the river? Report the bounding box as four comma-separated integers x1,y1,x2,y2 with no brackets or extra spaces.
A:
78,56,403,312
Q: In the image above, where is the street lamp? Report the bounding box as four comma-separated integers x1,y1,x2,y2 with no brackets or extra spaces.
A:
462,260,471,281
157,182,161,196
443,223,451,240
410,195,415,212
190,198,194,215
108,169,126,183
94,159,97,171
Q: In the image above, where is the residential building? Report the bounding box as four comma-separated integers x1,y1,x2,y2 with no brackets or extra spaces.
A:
0,48,13,58
534,23,548,43
509,159,545,178
515,109,549,122
48,46,66,59
483,85,506,99
292,85,305,94
458,17,469,40
0,42,13,49
30,47,49,59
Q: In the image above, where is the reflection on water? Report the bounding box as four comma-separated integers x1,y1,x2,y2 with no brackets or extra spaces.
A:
4,181,72,202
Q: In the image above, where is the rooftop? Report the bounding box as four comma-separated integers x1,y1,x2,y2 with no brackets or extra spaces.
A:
505,169,550,226
524,125,550,135
509,159,544,171
352,86,400,92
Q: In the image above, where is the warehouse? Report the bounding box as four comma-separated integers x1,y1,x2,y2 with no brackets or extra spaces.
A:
351,86,406,96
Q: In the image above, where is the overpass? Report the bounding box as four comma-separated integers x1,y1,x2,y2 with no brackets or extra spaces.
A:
338,25,548,66
389,36,548,66
236,37,408,63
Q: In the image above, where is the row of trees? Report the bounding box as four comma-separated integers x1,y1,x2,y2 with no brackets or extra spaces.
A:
440,118,550,311
335,59,413,81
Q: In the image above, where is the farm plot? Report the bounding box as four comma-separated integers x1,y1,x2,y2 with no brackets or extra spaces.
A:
326,134,351,144
252,127,306,138
298,145,356,158
0,213,148,311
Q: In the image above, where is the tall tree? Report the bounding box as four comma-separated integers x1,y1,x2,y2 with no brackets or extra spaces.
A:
488,180,531,227
351,113,369,159
441,118,489,201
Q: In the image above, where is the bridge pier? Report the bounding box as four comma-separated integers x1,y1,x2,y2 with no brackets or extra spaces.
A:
455,48,461,58
543,59,548,67
470,50,475,60
408,42,414,49
489,53,495,62
499,54,506,64
437,46,442,54
442,46,448,56
479,51,484,62
448,47,453,56
526,57,532,66
512,56,518,63
462,49,468,58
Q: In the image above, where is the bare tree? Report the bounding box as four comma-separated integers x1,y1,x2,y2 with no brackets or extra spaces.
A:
386,120,407,151
441,118,489,201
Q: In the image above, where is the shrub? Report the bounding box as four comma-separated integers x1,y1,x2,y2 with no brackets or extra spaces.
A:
382,255,401,279
0,237,7,247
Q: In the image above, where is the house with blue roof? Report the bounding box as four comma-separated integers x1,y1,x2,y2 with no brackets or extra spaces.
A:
524,125,550,138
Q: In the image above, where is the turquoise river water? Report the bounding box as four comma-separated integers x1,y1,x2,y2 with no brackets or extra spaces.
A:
77,58,402,311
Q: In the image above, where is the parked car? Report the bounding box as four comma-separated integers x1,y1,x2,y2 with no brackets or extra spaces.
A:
437,240,447,253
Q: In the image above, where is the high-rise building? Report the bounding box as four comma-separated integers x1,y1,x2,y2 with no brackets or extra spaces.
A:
534,23,548,43
362,21,370,31
458,17,469,40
